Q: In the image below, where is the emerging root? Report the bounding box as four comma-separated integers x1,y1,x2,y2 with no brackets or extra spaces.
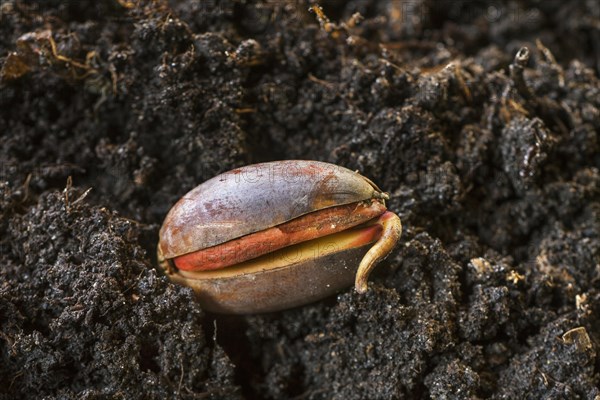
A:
354,211,402,293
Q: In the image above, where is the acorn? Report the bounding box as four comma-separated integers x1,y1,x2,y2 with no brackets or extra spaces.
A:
157,160,401,314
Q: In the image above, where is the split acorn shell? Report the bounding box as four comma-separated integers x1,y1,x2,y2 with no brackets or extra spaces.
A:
157,160,401,314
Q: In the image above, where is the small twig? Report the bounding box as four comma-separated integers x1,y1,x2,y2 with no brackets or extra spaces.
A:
70,187,93,207
234,108,257,114
308,73,336,89
46,32,98,79
178,359,184,396
22,173,32,202
309,5,336,33
63,176,73,213
509,47,534,101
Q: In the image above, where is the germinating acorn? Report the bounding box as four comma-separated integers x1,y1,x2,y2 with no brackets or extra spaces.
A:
157,160,401,314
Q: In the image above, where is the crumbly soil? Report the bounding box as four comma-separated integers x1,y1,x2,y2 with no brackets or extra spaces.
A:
1,1,599,399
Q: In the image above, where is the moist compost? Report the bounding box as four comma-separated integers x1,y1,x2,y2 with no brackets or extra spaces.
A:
1,1,599,399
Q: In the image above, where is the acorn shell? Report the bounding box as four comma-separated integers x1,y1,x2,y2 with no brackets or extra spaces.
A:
158,160,382,260
171,241,372,314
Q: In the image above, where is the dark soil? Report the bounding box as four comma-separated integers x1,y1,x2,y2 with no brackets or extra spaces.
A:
1,1,599,399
